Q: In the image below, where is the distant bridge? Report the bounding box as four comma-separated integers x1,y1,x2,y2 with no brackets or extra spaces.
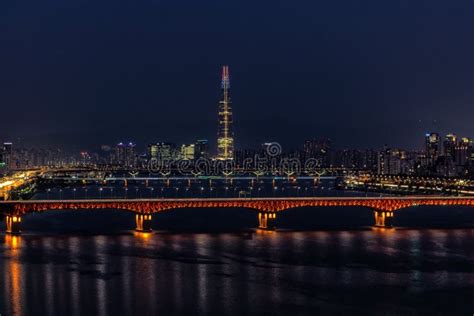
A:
39,175,338,182
2,196,474,234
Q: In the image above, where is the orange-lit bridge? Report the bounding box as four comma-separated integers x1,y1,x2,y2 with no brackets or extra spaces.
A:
1,196,474,234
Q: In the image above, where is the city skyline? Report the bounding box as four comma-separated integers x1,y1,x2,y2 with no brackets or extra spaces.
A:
2,0,474,150
1,62,473,153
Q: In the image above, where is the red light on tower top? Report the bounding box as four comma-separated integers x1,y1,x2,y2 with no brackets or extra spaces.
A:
221,65,230,89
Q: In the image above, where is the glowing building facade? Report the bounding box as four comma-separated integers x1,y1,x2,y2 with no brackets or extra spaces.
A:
116,142,136,167
425,132,440,165
180,144,195,160
147,142,178,161
443,133,457,160
217,66,234,160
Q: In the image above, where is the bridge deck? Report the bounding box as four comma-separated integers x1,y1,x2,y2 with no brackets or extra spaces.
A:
1,195,473,204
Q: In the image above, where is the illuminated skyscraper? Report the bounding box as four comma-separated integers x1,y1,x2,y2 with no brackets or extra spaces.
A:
180,144,195,160
455,137,472,167
443,133,457,159
147,142,178,161
115,142,136,167
425,132,440,164
217,65,234,160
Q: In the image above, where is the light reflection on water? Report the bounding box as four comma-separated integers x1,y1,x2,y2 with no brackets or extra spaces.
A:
1,228,474,314
4,235,22,316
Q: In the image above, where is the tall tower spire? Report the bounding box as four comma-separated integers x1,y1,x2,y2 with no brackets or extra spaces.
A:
217,65,234,160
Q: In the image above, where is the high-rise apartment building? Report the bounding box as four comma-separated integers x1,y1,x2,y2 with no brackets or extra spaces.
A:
425,132,440,165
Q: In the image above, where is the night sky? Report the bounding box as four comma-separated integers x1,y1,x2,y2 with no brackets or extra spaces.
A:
1,0,474,152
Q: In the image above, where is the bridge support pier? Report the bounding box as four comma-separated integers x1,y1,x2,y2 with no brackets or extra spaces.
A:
135,214,152,232
258,212,276,230
374,210,394,228
6,215,22,234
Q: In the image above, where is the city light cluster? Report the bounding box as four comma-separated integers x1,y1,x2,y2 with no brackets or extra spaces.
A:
1,68,473,180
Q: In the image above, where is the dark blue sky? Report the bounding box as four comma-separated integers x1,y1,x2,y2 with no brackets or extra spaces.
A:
1,0,474,151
